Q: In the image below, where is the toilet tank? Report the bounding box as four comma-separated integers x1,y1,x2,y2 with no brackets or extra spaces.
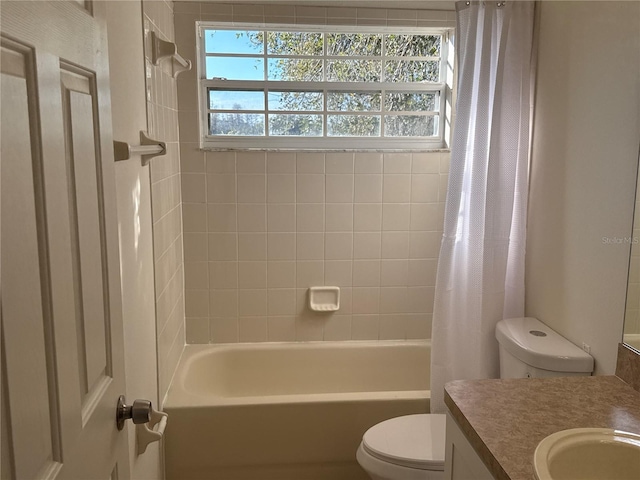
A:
495,317,594,379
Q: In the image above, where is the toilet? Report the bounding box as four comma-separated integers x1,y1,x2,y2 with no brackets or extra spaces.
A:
356,317,594,480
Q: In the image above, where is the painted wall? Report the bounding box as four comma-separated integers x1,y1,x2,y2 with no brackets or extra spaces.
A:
105,1,163,478
174,2,455,343
526,1,640,374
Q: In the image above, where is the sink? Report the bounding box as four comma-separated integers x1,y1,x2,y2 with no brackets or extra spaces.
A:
533,428,640,480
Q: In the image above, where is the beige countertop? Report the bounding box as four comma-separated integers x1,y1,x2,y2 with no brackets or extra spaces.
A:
444,375,640,480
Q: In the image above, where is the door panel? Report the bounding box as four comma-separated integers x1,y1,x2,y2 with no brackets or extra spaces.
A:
1,40,60,480
60,67,111,412
1,1,129,478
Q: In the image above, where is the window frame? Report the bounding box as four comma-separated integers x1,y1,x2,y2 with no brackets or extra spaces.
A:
197,22,453,150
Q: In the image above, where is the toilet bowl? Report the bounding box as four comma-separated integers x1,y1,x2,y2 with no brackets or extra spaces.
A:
356,414,446,480
356,317,595,480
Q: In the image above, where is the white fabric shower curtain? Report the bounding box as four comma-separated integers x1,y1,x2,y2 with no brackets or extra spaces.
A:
430,0,535,413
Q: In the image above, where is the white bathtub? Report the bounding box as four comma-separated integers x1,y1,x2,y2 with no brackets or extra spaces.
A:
624,334,640,351
164,341,430,480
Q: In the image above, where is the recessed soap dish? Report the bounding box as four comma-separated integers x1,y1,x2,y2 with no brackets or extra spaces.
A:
308,286,340,312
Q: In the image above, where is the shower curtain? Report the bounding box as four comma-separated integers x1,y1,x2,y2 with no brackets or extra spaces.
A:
430,0,536,413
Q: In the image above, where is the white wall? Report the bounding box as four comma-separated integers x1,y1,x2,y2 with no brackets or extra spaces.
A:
106,2,163,478
526,1,640,374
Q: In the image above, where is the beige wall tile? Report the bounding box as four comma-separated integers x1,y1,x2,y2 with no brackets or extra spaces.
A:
411,174,439,203
383,153,411,173
185,261,208,290
207,174,236,203
325,232,353,260
210,317,238,343
381,260,409,287
295,314,324,341
324,260,352,287
238,316,268,342
297,174,325,203
381,231,409,259
323,315,352,341
379,314,405,340
209,261,238,289
237,174,266,203
238,261,267,289
267,174,296,203
355,153,383,173
267,316,296,341
325,204,353,232
297,232,324,260
267,233,296,260
296,204,324,232
296,261,324,288
352,314,379,340
209,289,238,317
237,204,266,232
238,290,268,317
267,204,296,232
267,289,296,315
296,153,325,173
353,260,381,287
325,153,354,174
354,174,382,203
382,203,410,231
181,173,206,203
267,261,296,288
383,174,411,203
238,233,267,260
352,287,380,314
353,204,382,232
354,232,382,259
208,232,238,260
266,152,296,173
186,317,209,344
326,174,354,203
207,204,237,232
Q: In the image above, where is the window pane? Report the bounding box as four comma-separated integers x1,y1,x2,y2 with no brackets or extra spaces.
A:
327,92,381,112
205,30,263,54
268,58,323,81
384,115,438,137
328,115,380,136
385,34,441,57
327,60,381,82
327,33,382,56
267,32,323,55
209,90,265,110
269,114,323,136
385,60,439,82
209,113,265,135
206,57,264,80
385,92,438,112
268,91,323,111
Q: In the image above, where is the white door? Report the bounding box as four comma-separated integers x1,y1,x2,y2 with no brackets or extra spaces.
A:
1,1,130,479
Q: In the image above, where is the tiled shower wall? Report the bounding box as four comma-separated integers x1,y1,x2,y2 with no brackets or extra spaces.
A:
625,170,640,335
174,2,454,344
143,0,185,399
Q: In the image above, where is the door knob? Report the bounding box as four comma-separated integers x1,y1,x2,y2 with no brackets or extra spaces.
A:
116,395,152,430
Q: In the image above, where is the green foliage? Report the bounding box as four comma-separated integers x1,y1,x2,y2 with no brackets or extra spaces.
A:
211,30,441,137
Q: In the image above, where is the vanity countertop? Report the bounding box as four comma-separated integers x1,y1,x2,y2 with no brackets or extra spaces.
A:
444,375,640,480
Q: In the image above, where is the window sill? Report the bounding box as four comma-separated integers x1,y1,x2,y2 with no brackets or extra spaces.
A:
199,147,451,153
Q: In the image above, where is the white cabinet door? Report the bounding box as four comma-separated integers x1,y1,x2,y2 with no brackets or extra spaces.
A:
1,1,129,478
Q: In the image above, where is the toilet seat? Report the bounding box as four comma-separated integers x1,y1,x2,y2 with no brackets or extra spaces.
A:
361,414,446,471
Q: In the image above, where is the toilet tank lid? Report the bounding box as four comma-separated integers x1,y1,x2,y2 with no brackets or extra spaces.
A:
495,317,594,373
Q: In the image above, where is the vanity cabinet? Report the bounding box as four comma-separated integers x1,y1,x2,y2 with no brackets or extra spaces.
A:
444,413,494,480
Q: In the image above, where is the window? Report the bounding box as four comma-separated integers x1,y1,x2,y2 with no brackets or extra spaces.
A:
197,24,453,149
